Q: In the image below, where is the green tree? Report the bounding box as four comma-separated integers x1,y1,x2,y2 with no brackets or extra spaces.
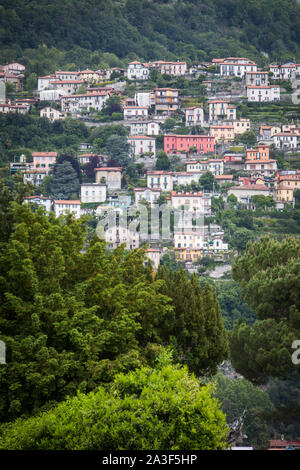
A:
155,268,230,376
0,353,229,450
235,130,257,147
251,195,275,210
199,171,218,192
155,150,171,170
102,94,122,116
229,236,300,384
24,73,37,93
227,194,238,206
214,372,275,449
50,161,80,199
0,202,174,421
230,227,255,252
106,135,132,168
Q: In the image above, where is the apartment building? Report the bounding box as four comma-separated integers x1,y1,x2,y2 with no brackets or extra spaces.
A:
164,134,214,154
247,85,280,102
128,135,156,156
153,88,179,114
147,171,174,191
80,183,107,203
185,107,205,128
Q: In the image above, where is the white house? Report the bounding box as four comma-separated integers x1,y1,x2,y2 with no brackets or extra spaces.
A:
102,225,139,250
279,64,296,80
174,231,204,249
270,65,280,79
245,159,278,177
134,92,151,107
185,159,224,176
127,61,150,80
151,61,187,76
171,191,205,212
134,187,161,205
147,171,174,191
206,231,228,253
272,133,299,150
123,106,149,120
228,185,272,205
173,172,203,186
23,169,47,186
185,107,205,128
40,107,67,122
220,60,257,77
247,85,280,102
53,200,82,219
129,120,160,136
23,195,53,212
39,89,65,101
128,135,156,157
80,183,107,203
61,91,110,113
37,75,56,91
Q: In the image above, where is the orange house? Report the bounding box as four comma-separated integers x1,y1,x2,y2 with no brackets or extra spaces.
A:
246,145,270,161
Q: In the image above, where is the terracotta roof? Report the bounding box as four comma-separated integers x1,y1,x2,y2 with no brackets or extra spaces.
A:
54,200,81,204
171,191,204,197
25,196,52,200
215,175,233,179
230,185,270,190
164,134,212,138
134,187,161,192
245,159,277,163
129,135,155,140
62,91,109,98
32,152,57,157
94,167,122,171
210,125,234,129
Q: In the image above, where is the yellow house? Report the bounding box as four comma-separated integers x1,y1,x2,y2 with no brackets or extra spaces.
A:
78,70,102,83
174,247,203,262
232,119,251,134
210,125,235,143
275,186,294,202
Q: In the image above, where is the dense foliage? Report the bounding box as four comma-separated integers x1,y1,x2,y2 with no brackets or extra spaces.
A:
213,280,256,330
214,372,275,449
0,354,229,450
230,236,300,384
0,0,299,71
155,267,230,376
0,183,229,422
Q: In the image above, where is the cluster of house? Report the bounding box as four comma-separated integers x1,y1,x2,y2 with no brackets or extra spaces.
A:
17,146,232,270
0,62,25,91
212,57,281,102
3,54,300,117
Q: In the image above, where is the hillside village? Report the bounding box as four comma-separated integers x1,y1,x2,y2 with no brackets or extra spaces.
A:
1,56,300,275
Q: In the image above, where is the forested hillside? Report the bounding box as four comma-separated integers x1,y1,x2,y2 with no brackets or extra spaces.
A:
0,0,300,70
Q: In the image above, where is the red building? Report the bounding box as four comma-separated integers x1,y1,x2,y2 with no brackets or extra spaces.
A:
164,134,214,155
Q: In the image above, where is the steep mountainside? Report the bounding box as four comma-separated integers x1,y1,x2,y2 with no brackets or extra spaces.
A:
0,0,299,65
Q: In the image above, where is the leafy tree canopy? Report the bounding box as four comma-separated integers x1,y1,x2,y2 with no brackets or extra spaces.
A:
0,353,229,450
229,236,300,384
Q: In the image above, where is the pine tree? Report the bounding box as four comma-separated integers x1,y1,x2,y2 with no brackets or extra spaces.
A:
155,267,229,376
50,161,80,199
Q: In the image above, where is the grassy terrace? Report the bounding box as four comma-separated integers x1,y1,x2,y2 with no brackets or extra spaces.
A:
237,101,300,123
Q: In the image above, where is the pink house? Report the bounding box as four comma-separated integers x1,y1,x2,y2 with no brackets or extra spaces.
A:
32,152,57,173
164,134,215,154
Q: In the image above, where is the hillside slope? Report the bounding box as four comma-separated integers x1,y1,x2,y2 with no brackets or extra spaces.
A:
0,0,299,65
